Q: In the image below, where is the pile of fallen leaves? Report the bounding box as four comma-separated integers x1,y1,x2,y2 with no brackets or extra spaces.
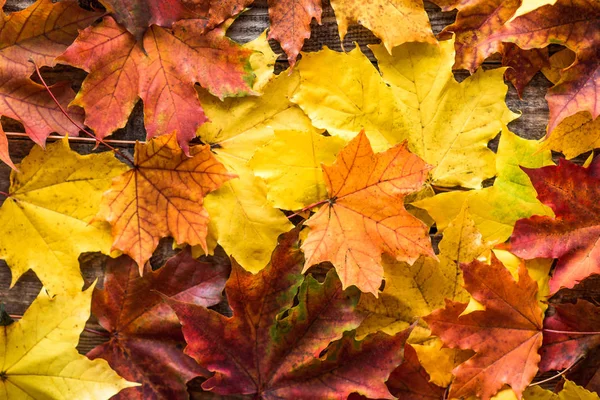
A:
0,0,599,399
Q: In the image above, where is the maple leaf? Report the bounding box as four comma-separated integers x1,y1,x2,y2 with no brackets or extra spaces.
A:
97,132,235,270
424,256,544,400
329,0,435,52
539,300,600,373
511,158,600,292
489,0,600,134
412,337,473,387
166,230,409,398
292,39,517,188
414,129,553,245
88,250,228,399
268,0,322,66
249,129,345,210
385,343,446,399
196,71,313,272
0,286,137,398
302,131,434,295
0,138,127,295
0,0,101,167
59,15,256,152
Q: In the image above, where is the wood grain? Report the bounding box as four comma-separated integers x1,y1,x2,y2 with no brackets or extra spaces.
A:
0,0,593,395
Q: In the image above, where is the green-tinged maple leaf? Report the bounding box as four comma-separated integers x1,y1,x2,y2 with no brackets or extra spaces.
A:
511,157,600,292
302,131,434,296
424,256,544,400
414,129,553,245
292,39,517,188
88,250,228,399
0,0,101,168
489,0,600,134
0,138,127,295
166,230,410,398
0,286,137,399
97,132,235,270
196,71,314,272
539,300,600,374
59,15,256,153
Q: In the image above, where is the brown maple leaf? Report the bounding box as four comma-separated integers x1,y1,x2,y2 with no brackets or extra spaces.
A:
302,130,435,295
88,249,229,399
0,0,101,167
511,158,600,292
59,16,255,153
97,132,235,270
489,0,600,134
424,256,544,400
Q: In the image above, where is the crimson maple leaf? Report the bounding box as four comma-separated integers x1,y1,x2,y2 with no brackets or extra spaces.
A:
424,256,543,400
512,158,600,292
164,230,411,398
540,300,600,373
88,249,228,399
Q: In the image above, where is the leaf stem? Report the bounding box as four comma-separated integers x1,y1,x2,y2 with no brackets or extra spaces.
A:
0,191,9,198
5,132,142,146
28,59,135,166
9,314,110,337
544,328,600,335
287,199,330,219
528,357,581,387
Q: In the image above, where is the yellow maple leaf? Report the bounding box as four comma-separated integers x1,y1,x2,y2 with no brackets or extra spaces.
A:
330,0,435,52
523,380,600,399
0,138,126,295
248,130,346,210
0,286,137,399
195,71,317,272
292,39,518,189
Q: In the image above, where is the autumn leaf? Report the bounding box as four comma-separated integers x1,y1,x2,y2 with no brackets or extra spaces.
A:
0,0,101,167
414,129,553,245
165,230,408,398
489,0,600,134
511,157,600,292
524,380,600,400
196,71,312,272
268,0,322,65
0,138,127,295
385,343,446,400
539,112,600,159
302,131,434,295
0,286,137,399
59,13,256,152
292,39,517,188
539,300,600,373
424,256,544,400
97,132,234,270
503,44,550,97
412,337,473,387
329,0,435,52
88,249,228,399
249,129,346,210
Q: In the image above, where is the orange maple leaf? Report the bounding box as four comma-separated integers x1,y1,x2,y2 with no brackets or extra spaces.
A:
97,132,235,270
302,131,435,296
424,257,544,400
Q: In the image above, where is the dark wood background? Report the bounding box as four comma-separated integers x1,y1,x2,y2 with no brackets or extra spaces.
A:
0,0,597,396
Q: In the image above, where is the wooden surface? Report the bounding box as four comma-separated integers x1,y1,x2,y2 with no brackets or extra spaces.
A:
0,0,597,394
